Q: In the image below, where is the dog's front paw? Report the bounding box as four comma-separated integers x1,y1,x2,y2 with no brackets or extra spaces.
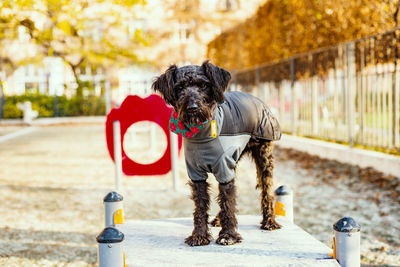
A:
260,218,282,230
209,216,221,227
216,231,242,245
185,233,212,246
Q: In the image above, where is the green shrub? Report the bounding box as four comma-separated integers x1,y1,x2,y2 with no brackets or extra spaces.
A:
1,93,105,119
3,102,22,118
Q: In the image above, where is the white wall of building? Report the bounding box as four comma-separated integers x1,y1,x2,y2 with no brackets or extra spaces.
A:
3,57,106,96
117,66,157,103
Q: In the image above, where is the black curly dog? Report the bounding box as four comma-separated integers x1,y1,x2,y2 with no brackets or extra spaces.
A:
152,60,282,246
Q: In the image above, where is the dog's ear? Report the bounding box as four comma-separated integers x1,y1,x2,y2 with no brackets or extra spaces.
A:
202,60,231,102
152,65,177,106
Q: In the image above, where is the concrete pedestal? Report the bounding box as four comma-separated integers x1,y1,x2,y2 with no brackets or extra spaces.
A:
119,215,339,266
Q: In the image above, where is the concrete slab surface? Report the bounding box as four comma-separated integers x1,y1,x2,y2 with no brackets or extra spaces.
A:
120,215,339,267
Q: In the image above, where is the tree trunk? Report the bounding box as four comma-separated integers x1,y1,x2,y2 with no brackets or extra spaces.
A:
65,59,84,97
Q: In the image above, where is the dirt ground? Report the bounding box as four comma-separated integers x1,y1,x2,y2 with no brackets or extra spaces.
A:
0,124,398,266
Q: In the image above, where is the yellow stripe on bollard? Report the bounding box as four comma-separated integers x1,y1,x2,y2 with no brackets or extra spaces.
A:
274,201,286,216
329,237,335,258
114,209,124,225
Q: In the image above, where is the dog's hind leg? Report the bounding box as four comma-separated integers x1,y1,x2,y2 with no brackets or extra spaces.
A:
185,180,212,246
251,140,281,230
215,179,242,245
210,212,221,227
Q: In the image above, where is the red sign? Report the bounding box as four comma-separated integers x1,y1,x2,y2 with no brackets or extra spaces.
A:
106,94,182,175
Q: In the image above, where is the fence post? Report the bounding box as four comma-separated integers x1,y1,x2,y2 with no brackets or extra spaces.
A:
97,226,125,267
290,58,297,134
308,54,319,136
311,76,318,136
255,67,260,98
334,46,342,140
359,42,365,145
262,83,270,105
0,81,4,119
231,69,237,91
393,31,400,150
347,42,356,146
113,120,123,191
332,217,361,267
279,83,284,123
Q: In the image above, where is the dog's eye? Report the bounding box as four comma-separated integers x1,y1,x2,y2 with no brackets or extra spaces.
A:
200,84,208,90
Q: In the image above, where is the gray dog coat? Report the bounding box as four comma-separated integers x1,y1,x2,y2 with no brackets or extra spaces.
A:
182,91,281,184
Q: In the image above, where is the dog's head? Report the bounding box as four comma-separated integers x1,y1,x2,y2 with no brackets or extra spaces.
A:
152,60,231,125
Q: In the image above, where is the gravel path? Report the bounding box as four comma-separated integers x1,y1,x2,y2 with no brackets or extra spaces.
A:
272,149,400,266
0,126,27,137
0,124,398,266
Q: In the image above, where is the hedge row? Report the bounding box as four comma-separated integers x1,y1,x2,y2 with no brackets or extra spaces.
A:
1,93,105,118
207,0,396,70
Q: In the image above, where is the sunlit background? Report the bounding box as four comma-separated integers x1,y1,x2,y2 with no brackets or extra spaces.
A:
0,0,398,109
0,0,264,108
0,1,399,266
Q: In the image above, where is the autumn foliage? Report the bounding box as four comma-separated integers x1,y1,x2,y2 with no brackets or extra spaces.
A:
207,0,398,70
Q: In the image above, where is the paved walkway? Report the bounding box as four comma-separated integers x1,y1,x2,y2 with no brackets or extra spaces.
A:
0,123,398,266
0,116,105,126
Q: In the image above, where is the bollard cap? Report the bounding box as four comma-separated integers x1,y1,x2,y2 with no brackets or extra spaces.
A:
275,185,292,196
96,227,125,243
333,217,361,233
103,191,123,202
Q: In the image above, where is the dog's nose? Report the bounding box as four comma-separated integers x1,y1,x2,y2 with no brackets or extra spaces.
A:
188,103,198,110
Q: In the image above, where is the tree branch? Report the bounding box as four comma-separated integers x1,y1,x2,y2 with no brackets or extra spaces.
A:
395,0,400,27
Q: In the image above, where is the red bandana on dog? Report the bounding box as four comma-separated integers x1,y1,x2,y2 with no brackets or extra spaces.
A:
169,110,208,138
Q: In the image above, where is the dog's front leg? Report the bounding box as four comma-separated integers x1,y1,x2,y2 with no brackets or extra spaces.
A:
216,180,242,245
185,180,212,246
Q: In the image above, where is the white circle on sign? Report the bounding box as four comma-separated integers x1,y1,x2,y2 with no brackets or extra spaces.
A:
123,121,167,164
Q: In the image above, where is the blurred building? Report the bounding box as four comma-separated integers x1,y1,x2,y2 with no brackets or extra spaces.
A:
133,0,266,69
3,58,106,97
1,0,265,97
114,0,265,99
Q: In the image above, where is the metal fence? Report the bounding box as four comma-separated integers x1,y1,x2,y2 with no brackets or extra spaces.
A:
231,29,400,153
0,81,4,119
